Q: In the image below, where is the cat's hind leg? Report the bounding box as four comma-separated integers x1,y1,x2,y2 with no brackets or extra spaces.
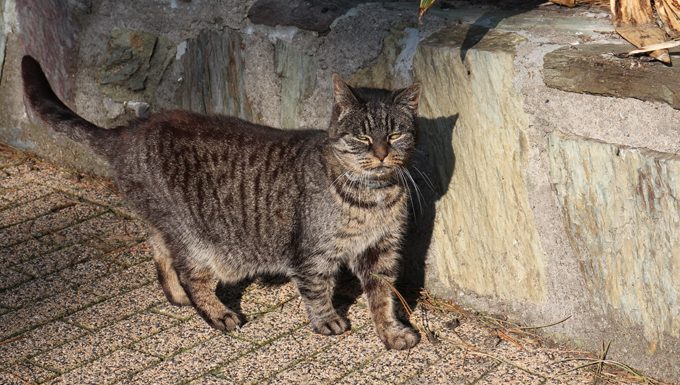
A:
179,270,242,331
150,232,191,306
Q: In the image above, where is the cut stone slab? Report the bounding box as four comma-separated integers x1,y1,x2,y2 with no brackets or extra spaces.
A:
274,40,317,129
413,25,546,303
544,43,680,109
549,131,680,347
247,0,363,33
177,29,254,121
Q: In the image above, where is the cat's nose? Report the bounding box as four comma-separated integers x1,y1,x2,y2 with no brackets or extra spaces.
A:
373,143,388,162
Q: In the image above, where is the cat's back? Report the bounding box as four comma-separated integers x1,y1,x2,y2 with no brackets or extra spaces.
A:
110,110,329,264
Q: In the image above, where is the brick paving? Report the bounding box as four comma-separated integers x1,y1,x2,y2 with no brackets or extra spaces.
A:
0,144,651,385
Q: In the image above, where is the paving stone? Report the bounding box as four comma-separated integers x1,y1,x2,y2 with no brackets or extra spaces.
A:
1,362,59,384
101,241,153,267
232,301,309,344
13,243,101,277
0,287,103,340
34,311,176,372
240,280,299,315
133,316,220,358
124,336,252,385
47,348,159,385
404,351,500,385
81,260,156,298
0,197,12,209
149,301,196,321
0,268,31,290
0,193,74,228
350,333,449,385
188,374,234,385
0,321,87,364
313,326,384,378
0,183,53,207
266,356,347,385
333,371,394,385
65,284,164,330
0,371,27,385
57,257,122,287
0,145,27,168
28,202,106,236
0,272,72,309
43,212,147,248
0,238,58,270
217,326,334,383
0,220,39,247
478,364,546,385
0,206,104,248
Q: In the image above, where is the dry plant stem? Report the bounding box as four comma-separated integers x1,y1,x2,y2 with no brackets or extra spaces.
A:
370,273,439,343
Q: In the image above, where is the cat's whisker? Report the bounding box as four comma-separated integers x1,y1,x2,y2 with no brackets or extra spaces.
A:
403,168,424,215
329,171,350,190
411,165,436,192
397,168,416,219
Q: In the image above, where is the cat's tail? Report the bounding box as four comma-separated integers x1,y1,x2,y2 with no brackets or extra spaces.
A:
21,55,112,154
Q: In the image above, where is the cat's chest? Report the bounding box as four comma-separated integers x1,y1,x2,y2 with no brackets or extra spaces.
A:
331,195,406,257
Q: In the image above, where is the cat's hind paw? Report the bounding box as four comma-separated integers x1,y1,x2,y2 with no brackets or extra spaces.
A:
380,325,420,350
206,309,243,332
311,315,350,335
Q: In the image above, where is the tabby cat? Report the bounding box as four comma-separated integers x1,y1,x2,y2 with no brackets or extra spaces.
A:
21,55,421,350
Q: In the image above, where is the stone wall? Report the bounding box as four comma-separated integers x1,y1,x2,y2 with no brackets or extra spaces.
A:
1,0,679,381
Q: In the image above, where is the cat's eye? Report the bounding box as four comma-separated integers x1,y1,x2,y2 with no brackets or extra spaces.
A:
355,135,371,143
388,132,403,142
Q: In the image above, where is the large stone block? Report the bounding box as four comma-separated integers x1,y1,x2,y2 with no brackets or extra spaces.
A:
413,26,546,303
176,29,254,121
273,40,317,129
549,132,680,347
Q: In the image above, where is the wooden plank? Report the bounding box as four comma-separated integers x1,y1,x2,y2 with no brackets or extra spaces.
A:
655,0,680,35
611,0,671,63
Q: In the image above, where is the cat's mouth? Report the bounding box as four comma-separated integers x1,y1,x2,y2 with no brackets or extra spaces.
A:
366,165,396,178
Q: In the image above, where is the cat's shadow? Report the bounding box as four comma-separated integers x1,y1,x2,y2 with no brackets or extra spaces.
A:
215,114,458,327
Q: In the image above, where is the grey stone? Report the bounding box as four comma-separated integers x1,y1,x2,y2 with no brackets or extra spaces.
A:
99,29,175,103
274,40,317,128
247,0,363,33
177,29,253,120
544,43,680,110
549,131,680,353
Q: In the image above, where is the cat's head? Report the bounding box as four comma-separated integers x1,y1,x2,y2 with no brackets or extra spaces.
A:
328,74,421,182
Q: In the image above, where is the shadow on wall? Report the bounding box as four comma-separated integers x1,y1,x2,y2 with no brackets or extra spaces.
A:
460,0,546,61
398,114,458,309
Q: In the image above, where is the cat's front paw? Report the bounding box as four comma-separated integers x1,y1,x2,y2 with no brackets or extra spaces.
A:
379,324,420,350
206,309,242,332
311,315,350,335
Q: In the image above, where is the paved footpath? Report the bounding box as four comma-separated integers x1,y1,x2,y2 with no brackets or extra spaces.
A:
0,144,659,385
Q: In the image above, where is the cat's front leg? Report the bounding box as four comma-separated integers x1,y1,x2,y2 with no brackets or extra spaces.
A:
291,271,349,335
352,237,420,350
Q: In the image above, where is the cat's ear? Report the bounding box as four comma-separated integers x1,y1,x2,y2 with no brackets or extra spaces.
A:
392,83,421,115
332,73,358,121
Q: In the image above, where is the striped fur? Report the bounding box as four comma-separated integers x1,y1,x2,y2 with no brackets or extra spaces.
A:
22,56,422,350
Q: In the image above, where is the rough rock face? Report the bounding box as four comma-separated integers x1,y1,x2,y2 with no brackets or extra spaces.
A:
176,29,254,121
98,29,175,103
247,0,363,33
549,132,680,346
274,40,317,129
414,27,546,303
15,0,89,103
